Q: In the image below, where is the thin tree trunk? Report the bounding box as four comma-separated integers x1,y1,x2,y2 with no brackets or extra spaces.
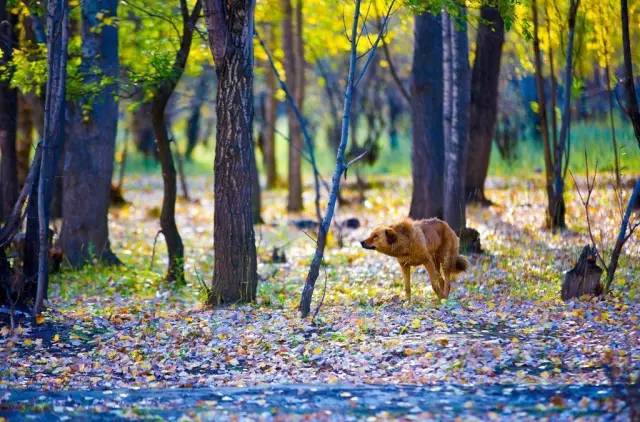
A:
263,27,279,189
282,0,303,211
465,4,504,204
0,0,18,221
34,0,69,316
550,0,580,231
443,10,470,234
149,0,201,284
605,179,640,292
299,0,362,318
61,0,119,266
203,0,258,304
532,0,557,230
620,0,640,145
409,13,444,219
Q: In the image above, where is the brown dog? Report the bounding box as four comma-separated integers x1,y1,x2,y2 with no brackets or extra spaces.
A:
361,218,469,300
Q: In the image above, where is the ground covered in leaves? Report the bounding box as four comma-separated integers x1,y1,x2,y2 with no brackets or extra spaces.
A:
1,175,639,419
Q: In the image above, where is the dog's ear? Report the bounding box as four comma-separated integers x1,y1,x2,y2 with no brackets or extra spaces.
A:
385,228,397,244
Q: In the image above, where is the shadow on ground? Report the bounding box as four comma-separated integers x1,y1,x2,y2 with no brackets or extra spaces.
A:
1,383,629,421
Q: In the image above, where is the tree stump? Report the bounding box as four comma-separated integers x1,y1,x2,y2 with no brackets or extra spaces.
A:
561,245,603,301
460,227,483,254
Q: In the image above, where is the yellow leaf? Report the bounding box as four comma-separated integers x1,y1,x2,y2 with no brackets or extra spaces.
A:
52,334,60,342
411,318,421,329
23,338,33,347
35,314,45,325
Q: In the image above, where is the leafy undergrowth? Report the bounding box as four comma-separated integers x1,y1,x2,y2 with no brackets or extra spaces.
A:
1,175,638,403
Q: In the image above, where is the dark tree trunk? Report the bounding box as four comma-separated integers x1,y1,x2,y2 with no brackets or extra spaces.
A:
16,95,38,186
620,0,640,145
0,1,18,221
60,0,119,266
149,0,201,284
34,0,69,315
185,69,211,161
203,0,258,304
409,13,444,220
132,101,156,157
465,5,505,204
443,10,470,234
263,29,279,189
282,0,303,211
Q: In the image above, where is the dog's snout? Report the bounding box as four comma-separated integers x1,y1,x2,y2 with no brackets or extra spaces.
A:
361,240,374,250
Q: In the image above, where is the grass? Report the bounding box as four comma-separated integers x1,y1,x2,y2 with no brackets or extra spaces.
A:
115,116,639,182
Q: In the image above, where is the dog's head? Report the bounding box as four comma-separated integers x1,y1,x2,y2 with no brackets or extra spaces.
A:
361,225,405,256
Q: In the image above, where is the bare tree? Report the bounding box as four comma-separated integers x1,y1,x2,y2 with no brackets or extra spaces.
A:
298,0,395,318
203,0,258,304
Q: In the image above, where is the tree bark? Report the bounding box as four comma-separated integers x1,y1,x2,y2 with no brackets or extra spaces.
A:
465,4,505,204
620,0,640,146
0,0,18,222
16,95,38,186
60,0,119,266
443,10,470,234
203,0,258,304
34,0,69,315
282,0,303,211
409,13,444,220
149,0,201,284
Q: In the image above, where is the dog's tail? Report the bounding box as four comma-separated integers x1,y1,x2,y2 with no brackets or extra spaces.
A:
451,255,469,274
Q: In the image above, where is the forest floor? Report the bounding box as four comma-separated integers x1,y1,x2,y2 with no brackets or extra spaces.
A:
1,174,639,420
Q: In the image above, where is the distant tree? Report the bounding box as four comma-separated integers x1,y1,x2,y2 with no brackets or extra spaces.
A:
261,25,279,189
0,0,18,222
203,0,258,304
531,0,580,230
442,8,470,234
465,4,505,205
409,12,444,220
282,0,305,212
184,71,209,161
149,0,202,284
61,0,120,266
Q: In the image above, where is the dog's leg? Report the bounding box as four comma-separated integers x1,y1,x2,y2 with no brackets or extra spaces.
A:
400,263,411,301
423,258,445,299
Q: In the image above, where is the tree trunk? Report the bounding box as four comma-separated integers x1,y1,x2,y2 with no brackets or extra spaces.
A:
532,0,557,230
149,0,201,284
465,5,505,204
263,28,279,189
620,0,640,146
282,0,303,211
550,0,580,231
250,143,263,224
185,73,207,161
409,13,444,220
34,0,69,315
0,1,18,222
299,0,362,318
443,10,470,234
203,0,258,304
16,95,37,186
132,101,156,157
60,0,119,266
